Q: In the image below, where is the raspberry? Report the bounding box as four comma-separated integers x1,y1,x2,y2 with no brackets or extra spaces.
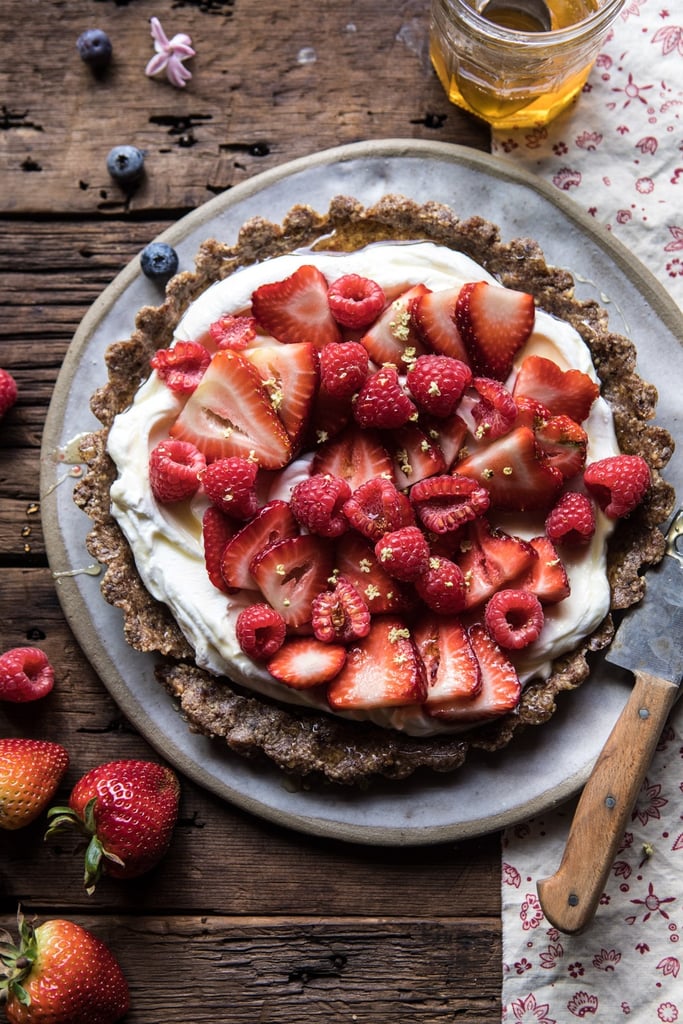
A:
327,274,386,328
470,377,518,440
320,342,369,399
235,604,287,660
150,341,211,394
0,368,18,418
289,473,351,538
406,355,472,418
0,647,55,702
583,454,651,518
353,366,416,430
410,474,490,534
484,589,544,650
374,526,430,582
208,314,257,350
414,556,467,614
343,476,415,542
311,576,371,643
149,438,206,503
202,456,259,520
202,506,237,594
545,491,596,546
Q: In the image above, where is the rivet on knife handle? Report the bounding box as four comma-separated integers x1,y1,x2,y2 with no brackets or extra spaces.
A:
536,670,678,934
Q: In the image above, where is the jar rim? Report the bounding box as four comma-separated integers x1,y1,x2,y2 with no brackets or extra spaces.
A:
437,0,626,46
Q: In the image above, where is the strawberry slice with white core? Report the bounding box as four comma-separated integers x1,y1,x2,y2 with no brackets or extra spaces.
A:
311,424,393,492
359,283,430,367
327,616,427,711
170,349,292,468
421,413,468,470
455,281,535,381
413,617,482,719
266,637,347,689
456,425,564,512
438,623,521,722
455,517,536,611
534,413,588,478
412,287,469,363
220,499,299,591
512,354,600,423
250,264,342,349
250,534,334,628
245,342,319,451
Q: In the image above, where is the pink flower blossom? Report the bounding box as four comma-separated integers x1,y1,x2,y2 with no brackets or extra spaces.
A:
145,16,195,88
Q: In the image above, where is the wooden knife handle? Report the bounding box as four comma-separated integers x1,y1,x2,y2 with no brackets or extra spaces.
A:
537,671,678,934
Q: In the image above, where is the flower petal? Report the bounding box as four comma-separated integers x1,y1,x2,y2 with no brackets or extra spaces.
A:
145,53,169,77
166,55,192,88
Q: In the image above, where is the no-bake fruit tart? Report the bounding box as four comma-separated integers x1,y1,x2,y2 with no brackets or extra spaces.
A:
74,194,675,785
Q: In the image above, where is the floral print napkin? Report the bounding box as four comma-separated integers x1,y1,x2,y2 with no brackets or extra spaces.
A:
490,0,683,310
501,712,683,1021
493,4,683,1017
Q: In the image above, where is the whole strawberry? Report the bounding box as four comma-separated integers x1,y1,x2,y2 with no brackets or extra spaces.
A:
0,368,18,419
0,740,69,831
46,759,180,894
0,907,129,1024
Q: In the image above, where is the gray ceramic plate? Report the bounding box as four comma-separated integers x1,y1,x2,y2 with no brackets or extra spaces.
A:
41,140,682,846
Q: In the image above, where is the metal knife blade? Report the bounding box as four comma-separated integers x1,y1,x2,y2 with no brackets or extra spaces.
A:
605,508,683,684
537,508,683,934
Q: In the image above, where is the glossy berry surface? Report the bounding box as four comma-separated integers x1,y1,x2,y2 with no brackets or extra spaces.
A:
106,145,145,185
76,28,113,69
141,241,179,281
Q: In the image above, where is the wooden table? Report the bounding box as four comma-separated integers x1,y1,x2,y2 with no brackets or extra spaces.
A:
0,1,504,1019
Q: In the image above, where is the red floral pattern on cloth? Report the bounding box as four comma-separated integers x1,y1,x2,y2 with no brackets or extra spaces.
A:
491,1,683,309
501,712,683,1021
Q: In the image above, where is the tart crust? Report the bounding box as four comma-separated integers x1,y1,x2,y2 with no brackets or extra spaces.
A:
74,194,675,785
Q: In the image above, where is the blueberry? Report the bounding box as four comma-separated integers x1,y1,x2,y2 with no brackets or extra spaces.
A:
140,243,179,282
77,28,113,70
106,145,145,186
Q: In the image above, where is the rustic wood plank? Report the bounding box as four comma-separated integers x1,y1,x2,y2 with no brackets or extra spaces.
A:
0,914,501,1022
1,0,488,215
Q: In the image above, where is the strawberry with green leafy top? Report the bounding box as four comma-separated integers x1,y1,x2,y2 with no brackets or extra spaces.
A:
46,760,180,894
0,740,69,831
0,908,129,1024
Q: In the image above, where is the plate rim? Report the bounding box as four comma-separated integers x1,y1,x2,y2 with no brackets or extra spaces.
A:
40,138,681,846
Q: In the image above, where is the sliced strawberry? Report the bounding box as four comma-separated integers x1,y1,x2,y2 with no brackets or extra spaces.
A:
456,426,563,512
421,413,468,470
452,623,521,722
388,424,446,489
513,535,570,605
308,389,351,447
359,283,429,367
455,281,535,380
470,377,518,441
327,616,427,710
250,534,334,628
202,505,238,594
311,424,393,492
514,395,551,431
220,499,299,590
246,341,319,451
512,355,600,423
412,287,469,362
266,637,347,689
334,533,414,614
250,264,342,349
413,616,481,719
170,349,292,468
455,517,536,611
534,414,588,478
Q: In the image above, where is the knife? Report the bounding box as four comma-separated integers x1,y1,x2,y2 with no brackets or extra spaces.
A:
537,507,683,934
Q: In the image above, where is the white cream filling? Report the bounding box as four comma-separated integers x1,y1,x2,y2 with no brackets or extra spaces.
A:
107,242,619,737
